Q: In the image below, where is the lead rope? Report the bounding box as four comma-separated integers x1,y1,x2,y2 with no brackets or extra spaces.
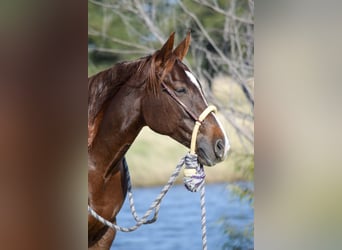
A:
88,105,217,250
88,154,186,232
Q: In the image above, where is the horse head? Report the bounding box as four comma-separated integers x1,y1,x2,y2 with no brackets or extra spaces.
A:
141,32,230,166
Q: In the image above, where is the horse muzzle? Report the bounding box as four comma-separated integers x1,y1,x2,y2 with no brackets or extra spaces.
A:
197,136,230,166
189,105,230,166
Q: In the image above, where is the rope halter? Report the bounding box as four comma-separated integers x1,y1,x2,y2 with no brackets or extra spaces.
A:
160,81,217,192
183,105,217,192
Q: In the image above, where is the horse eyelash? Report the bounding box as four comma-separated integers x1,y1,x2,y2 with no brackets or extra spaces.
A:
175,87,187,94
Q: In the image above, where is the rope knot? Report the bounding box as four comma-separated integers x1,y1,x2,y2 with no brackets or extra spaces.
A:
183,153,206,192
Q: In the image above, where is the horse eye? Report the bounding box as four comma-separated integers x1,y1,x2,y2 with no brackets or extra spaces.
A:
175,87,187,94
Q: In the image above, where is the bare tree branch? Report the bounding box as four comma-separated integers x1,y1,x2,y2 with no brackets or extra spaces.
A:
192,0,254,24
132,0,165,43
89,29,154,52
90,47,150,55
178,0,254,107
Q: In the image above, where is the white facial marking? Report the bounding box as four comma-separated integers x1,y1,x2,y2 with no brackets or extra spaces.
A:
185,70,208,105
213,113,230,158
185,70,229,158
185,70,201,90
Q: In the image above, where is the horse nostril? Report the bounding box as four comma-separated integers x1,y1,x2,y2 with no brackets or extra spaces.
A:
214,139,224,159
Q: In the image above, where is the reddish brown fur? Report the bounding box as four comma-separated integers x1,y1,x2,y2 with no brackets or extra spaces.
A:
173,31,191,60
88,32,228,249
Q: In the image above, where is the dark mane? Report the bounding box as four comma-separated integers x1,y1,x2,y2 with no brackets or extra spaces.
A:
88,55,160,147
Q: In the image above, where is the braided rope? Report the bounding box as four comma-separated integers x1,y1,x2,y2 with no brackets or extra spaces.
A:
200,185,208,250
88,153,208,249
88,155,185,232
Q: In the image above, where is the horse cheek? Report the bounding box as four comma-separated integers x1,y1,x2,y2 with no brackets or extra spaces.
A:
142,103,172,135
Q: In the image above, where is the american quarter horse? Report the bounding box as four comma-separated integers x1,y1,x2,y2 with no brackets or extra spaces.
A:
88,32,230,249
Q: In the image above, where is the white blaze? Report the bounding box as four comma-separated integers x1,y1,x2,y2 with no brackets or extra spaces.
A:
185,70,208,105
185,70,201,89
213,113,230,158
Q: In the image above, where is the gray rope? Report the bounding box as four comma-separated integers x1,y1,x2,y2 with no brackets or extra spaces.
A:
200,185,208,250
183,154,208,250
183,154,206,192
88,153,208,249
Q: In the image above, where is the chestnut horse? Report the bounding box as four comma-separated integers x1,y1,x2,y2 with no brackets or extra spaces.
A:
88,32,230,249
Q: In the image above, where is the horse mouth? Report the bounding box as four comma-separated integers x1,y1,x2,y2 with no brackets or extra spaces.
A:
197,148,215,166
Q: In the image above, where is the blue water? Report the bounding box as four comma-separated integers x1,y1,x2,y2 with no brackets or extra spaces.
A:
112,183,253,250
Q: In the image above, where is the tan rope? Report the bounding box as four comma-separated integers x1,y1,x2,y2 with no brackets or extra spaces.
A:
190,105,217,154
184,105,217,178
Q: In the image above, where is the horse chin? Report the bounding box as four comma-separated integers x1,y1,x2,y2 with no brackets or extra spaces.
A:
197,148,216,167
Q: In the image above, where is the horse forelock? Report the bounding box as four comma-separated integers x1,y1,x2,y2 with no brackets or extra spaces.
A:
144,54,159,95
144,53,177,96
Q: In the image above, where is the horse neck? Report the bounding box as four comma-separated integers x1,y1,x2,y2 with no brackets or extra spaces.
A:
89,85,145,176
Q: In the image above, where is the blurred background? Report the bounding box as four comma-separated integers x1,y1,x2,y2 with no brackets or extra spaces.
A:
2,1,342,250
88,0,254,249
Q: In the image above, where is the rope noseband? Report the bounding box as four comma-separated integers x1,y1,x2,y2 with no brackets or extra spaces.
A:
190,105,217,154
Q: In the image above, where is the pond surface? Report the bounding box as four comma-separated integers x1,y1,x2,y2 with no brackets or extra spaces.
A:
112,183,253,250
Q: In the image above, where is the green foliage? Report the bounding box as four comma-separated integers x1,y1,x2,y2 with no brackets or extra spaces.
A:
233,153,254,181
223,153,254,249
229,152,254,205
220,217,254,250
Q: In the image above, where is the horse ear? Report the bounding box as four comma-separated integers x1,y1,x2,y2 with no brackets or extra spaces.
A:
173,31,191,61
156,32,175,65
